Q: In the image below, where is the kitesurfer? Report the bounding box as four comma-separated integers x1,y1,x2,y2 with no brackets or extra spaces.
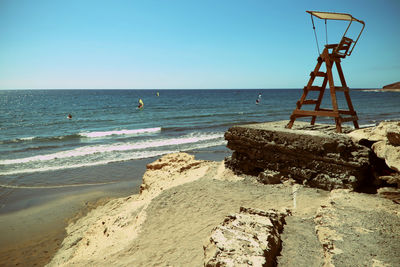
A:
138,98,144,109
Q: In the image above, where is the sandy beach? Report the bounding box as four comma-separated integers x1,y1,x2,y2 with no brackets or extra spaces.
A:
43,152,399,267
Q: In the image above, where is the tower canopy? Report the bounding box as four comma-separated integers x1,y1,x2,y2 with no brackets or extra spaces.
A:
306,11,364,25
306,10,365,57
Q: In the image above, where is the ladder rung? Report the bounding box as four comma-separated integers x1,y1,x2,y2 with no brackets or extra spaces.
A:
292,110,339,117
305,86,324,91
303,100,318,105
340,115,359,122
334,86,349,92
318,108,356,115
310,71,326,77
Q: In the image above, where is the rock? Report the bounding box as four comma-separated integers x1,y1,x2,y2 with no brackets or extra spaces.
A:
314,189,400,266
140,152,203,193
378,172,400,188
377,187,400,203
348,121,400,177
257,169,282,184
387,123,400,146
347,122,387,143
225,121,372,191
382,81,400,90
203,207,290,267
372,141,400,173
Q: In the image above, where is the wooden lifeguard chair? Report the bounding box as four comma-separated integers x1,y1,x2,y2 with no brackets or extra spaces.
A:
287,11,365,132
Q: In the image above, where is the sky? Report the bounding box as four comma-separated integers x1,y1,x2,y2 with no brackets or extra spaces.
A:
0,0,399,89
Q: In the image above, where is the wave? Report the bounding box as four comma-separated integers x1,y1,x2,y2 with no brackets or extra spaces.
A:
358,123,378,128
0,127,162,145
0,132,226,175
0,138,226,176
0,132,223,165
79,127,161,138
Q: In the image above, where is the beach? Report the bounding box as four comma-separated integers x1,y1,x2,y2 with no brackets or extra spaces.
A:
1,136,399,266
0,149,230,266
44,152,399,266
1,90,399,266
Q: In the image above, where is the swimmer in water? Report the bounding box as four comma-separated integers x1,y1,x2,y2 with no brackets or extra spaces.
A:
67,114,72,119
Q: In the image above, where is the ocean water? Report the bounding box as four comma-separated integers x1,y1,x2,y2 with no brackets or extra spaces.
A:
0,89,399,190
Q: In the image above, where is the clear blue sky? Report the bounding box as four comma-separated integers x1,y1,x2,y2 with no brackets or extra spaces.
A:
0,0,399,89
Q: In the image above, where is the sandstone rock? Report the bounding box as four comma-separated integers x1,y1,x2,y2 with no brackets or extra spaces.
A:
203,207,290,267
257,169,282,184
348,121,400,147
387,123,400,146
225,121,372,190
378,172,400,187
377,187,400,203
140,152,204,194
347,121,400,178
314,189,400,266
347,123,386,143
372,141,400,172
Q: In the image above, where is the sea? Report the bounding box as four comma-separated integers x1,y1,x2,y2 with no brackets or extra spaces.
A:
0,89,399,211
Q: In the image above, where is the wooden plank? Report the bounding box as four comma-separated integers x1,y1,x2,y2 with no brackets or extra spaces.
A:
325,44,338,49
302,100,318,105
318,108,356,115
310,71,326,77
292,109,339,117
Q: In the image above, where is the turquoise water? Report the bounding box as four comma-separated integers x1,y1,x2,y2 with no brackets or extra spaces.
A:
0,89,399,187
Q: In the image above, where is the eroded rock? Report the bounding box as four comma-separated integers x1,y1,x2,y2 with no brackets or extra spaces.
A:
225,121,372,190
349,121,400,175
203,207,290,267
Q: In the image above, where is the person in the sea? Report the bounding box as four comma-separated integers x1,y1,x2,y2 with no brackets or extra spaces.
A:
138,98,144,109
67,114,72,119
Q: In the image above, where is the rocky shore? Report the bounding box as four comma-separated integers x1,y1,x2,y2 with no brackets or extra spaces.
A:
46,121,400,267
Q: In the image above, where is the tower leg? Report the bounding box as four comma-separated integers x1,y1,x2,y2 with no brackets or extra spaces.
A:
311,76,328,125
335,61,359,129
325,56,341,132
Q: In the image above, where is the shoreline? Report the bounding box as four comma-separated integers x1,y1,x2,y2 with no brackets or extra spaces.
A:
0,147,229,266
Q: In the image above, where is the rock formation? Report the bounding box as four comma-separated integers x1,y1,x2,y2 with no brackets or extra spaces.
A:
382,81,400,91
203,207,290,267
348,121,400,190
225,121,373,191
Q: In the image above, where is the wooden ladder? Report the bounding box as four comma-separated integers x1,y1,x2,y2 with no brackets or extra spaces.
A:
286,43,359,133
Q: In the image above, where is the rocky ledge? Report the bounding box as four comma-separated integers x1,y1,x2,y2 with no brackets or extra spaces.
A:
225,120,374,191
225,120,400,192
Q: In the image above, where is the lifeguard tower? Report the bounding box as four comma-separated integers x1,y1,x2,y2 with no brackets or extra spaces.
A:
287,11,365,132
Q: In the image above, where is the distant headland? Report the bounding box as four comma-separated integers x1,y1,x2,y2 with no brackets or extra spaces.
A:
382,81,400,91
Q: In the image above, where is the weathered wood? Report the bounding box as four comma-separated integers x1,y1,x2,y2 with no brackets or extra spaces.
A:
292,109,340,117
310,71,326,77
287,45,359,133
311,76,328,125
318,108,356,115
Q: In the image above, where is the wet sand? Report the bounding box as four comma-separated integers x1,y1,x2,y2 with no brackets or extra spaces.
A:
0,159,151,266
